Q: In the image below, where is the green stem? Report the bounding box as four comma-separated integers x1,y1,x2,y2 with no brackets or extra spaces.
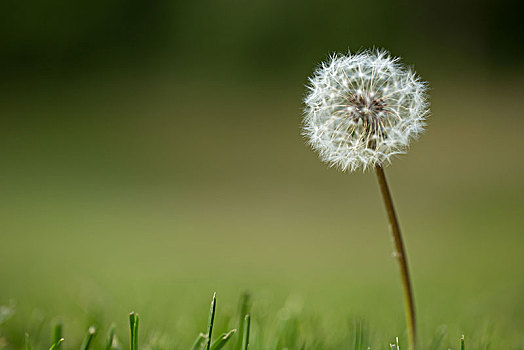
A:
375,165,417,350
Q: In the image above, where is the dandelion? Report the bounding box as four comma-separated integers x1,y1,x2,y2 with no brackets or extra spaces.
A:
302,49,430,350
303,49,429,172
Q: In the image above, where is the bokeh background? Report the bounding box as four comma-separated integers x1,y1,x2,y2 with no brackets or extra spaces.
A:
1,0,523,348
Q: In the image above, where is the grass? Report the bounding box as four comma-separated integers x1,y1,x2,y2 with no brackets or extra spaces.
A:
0,70,523,349
3,293,473,349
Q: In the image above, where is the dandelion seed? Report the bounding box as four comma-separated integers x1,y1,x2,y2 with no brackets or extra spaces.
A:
302,49,429,172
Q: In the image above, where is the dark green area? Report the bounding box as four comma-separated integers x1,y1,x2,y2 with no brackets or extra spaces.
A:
1,0,522,78
0,1,523,349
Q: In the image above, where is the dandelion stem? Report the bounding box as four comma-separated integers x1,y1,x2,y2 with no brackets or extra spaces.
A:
375,164,417,350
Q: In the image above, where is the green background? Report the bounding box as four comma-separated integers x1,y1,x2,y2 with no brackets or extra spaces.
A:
0,0,523,348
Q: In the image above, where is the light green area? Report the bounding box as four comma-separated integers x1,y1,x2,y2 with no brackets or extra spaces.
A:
0,70,523,349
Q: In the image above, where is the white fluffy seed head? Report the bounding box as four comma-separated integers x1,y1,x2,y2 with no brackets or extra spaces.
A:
302,49,430,172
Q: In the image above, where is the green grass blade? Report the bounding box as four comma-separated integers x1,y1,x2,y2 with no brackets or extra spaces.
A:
190,333,208,350
241,314,250,350
133,314,139,350
105,324,116,350
461,334,465,350
49,338,64,350
129,312,139,350
52,321,63,349
210,329,237,350
80,326,96,350
205,293,217,350
129,313,135,350
25,333,31,350
235,292,250,350
352,319,363,350
389,337,399,350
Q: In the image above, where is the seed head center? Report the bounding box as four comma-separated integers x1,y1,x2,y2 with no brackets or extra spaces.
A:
346,91,387,126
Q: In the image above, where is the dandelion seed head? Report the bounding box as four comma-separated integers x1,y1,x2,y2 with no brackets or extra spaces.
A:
302,49,430,172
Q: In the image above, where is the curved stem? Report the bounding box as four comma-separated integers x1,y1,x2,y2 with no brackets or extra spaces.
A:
375,165,417,350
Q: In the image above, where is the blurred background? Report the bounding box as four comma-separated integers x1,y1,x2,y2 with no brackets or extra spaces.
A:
0,0,523,348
